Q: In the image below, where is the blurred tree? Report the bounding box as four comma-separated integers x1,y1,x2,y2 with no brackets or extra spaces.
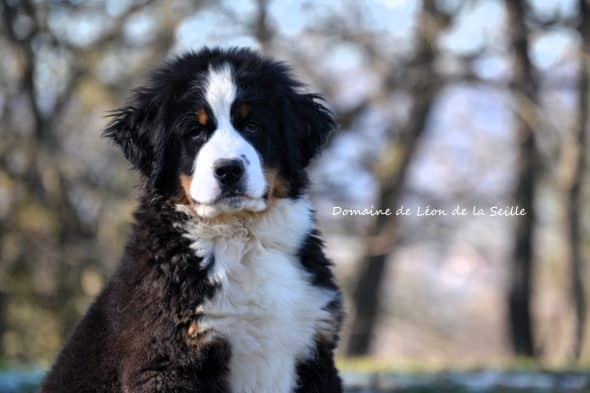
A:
504,0,537,358
345,0,452,356
0,0,189,362
568,0,590,360
1,0,587,367
2,0,97,340
0,291,4,357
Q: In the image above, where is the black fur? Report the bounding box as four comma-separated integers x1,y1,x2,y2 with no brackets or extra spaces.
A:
41,47,342,393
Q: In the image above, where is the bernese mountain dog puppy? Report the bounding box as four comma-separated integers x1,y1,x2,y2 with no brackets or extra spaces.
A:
40,47,343,393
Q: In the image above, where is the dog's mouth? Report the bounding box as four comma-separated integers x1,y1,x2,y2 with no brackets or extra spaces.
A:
193,194,268,218
178,173,280,219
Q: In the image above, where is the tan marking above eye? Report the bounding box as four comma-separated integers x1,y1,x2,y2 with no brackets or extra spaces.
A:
196,107,208,126
239,103,251,119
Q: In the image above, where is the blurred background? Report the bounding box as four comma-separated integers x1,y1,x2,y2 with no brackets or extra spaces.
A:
1,0,590,391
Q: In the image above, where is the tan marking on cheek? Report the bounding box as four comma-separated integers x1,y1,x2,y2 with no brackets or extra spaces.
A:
273,173,289,198
196,108,208,126
239,103,251,119
264,168,289,207
264,169,277,204
178,174,193,205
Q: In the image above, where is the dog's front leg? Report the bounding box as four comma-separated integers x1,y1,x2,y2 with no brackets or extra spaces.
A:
122,368,174,393
121,338,231,393
122,366,228,393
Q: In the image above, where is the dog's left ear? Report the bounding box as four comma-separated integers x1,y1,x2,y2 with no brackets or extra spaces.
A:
284,92,336,168
104,88,176,193
104,102,153,178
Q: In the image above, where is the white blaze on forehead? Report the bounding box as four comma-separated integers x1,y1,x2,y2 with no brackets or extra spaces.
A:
205,65,236,125
189,64,267,215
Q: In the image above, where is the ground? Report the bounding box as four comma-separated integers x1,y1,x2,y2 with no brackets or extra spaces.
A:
1,365,589,393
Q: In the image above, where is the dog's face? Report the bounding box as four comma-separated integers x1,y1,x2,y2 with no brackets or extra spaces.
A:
105,48,334,217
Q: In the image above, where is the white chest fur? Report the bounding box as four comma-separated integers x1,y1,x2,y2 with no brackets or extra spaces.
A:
180,198,336,393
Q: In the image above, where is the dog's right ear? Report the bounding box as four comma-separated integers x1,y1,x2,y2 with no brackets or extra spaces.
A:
103,89,157,178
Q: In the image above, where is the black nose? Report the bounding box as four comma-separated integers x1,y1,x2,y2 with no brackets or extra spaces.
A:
214,159,245,187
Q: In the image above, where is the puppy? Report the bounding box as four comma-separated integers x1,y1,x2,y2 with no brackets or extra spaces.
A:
41,47,343,393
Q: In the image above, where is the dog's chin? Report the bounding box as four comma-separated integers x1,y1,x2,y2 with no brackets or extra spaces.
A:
193,196,267,218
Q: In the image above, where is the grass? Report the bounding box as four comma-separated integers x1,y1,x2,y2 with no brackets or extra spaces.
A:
337,357,590,393
337,356,590,374
0,357,588,393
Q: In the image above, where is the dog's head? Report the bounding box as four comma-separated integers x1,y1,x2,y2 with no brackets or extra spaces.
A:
105,47,334,217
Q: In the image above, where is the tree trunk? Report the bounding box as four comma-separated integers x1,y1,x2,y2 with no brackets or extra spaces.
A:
568,0,590,360
505,0,537,357
345,0,442,356
0,291,5,357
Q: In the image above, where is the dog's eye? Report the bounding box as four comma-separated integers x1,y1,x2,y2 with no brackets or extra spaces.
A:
244,121,259,133
189,128,207,142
